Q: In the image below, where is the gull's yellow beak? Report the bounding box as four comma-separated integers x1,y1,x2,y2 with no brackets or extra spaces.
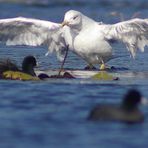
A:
61,21,69,27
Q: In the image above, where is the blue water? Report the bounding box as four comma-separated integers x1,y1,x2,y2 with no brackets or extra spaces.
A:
0,1,148,148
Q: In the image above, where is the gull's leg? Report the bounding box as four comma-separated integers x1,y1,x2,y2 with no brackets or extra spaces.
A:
99,58,110,70
84,64,97,70
58,45,69,76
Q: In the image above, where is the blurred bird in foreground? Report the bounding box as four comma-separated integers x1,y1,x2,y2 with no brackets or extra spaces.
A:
88,89,148,123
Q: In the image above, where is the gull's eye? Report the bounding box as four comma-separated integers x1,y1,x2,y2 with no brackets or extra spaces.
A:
73,16,78,20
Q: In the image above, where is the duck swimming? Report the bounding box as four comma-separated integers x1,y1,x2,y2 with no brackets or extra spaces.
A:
21,56,37,76
88,89,146,123
0,55,39,80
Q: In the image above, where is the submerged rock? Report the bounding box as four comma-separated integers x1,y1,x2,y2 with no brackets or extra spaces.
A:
92,71,119,80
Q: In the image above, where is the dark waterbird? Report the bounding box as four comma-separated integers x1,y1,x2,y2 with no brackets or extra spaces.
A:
88,89,147,123
0,55,39,80
21,55,37,76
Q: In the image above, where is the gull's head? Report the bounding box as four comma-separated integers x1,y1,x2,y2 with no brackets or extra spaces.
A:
62,10,82,28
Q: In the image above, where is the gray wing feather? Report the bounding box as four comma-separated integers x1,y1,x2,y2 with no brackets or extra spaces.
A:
101,18,148,58
0,17,66,61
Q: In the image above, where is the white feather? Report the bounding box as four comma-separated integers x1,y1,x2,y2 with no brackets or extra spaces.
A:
102,18,148,58
0,17,66,61
0,11,147,66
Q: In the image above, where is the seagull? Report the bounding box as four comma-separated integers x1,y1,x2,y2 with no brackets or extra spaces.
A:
0,10,147,70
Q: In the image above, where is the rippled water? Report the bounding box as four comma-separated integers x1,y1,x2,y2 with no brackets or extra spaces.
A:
0,1,148,148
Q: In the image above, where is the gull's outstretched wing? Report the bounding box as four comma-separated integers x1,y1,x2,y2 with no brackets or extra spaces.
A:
0,17,66,61
101,18,148,58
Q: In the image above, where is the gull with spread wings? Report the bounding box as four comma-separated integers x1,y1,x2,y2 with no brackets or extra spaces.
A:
0,10,147,70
